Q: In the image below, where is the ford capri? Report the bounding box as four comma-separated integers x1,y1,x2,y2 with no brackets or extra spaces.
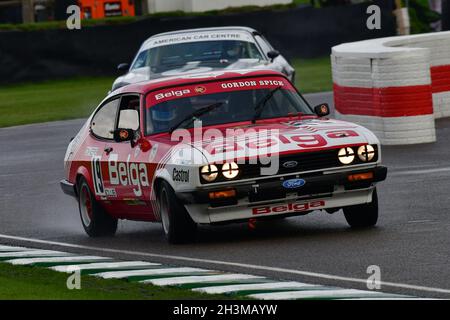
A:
61,70,387,243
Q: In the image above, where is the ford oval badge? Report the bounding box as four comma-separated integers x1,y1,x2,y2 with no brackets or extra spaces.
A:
282,179,306,189
282,160,298,168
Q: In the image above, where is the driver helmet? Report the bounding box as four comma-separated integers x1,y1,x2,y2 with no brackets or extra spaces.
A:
152,108,176,122
151,106,177,131
225,42,244,59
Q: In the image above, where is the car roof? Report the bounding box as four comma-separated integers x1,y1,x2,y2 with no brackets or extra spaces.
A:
142,26,259,47
110,69,287,96
149,26,258,38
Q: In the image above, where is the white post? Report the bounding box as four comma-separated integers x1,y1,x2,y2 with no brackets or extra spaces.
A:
393,1,410,35
21,0,35,23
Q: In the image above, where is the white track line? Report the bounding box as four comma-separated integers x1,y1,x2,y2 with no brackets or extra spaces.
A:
193,281,320,294
341,298,435,300
0,245,30,252
143,274,265,286
51,261,160,273
0,250,71,258
0,233,449,295
390,167,450,176
6,256,112,265
249,289,394,300
95,267,213,279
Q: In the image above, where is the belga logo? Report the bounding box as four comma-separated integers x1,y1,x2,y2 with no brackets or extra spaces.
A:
155,89,191,101
108,154,149,196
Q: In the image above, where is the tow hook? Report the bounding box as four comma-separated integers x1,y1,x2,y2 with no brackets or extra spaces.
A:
248,218,257,230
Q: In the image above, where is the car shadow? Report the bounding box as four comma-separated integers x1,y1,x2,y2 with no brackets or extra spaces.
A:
109,215,384,248
193,218,383,246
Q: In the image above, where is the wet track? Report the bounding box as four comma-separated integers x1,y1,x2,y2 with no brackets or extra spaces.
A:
1,92,449,298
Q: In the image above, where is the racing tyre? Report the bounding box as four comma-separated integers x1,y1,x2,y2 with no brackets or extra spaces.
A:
343,188,378,228
77,178,118,237
158,181,197,244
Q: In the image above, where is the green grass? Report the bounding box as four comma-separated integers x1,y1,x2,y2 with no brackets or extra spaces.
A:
292,56,332,93
0,77,114,128
0,56,331,128
0,263,232,300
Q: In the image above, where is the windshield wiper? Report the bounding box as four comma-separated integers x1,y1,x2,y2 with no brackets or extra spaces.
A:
169,102,224,134
251,86,283,124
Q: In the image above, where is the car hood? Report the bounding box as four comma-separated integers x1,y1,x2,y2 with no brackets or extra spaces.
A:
113,59,274,89
154,118,379,165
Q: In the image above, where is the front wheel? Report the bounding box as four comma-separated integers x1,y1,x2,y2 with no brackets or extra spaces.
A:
158,181,197,244
343,188,378,228
77,177,118,237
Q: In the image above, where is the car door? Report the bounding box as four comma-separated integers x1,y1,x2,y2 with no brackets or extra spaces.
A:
101,94,152,217
89,96,121,200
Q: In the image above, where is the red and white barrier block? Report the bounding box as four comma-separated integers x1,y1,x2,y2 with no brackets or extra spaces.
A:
332,31,450,145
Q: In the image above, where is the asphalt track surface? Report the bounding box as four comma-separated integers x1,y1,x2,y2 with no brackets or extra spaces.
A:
1,92,450,299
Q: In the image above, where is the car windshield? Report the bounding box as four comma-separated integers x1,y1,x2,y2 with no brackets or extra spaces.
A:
131,40,264,73
145,77,314,135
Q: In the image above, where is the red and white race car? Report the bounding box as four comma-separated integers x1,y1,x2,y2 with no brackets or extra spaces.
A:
61,70,387,243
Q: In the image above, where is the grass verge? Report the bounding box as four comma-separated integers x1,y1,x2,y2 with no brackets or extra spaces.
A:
0,77,113,128
292,56,332,94
0,56,332,128
0,263,232,300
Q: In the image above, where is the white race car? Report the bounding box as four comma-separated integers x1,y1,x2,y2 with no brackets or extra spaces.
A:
112,26,295,90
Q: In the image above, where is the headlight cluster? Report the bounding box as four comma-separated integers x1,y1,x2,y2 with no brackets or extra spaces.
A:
338,145,376,165
200,165,219,182
200,162,240,183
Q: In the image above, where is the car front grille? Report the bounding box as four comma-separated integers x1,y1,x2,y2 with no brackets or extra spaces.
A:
241,149,339,179
200,145,378,184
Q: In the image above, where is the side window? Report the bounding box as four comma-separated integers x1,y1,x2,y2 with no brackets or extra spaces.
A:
254,35,273,56
245,42,264,60
91,99,119,139
131,50,148,70
117,95,140,131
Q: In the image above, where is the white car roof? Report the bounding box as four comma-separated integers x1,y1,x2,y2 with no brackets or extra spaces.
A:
141,26,258,50
151,26,258,37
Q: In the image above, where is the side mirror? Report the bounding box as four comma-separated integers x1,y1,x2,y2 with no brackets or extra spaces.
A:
117,63,129,71
314,103,330,117
267,50,280,62
113,128,135,143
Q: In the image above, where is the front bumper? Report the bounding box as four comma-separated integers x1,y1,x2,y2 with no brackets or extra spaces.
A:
60,179,76,197
177,166,387,224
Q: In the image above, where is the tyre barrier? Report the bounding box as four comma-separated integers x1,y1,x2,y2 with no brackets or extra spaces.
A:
331,31,450,145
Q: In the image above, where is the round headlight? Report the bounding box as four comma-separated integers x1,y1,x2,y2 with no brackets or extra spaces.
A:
357,145,375,162
222,162,239,179
338,147,355,165
201,165,218,182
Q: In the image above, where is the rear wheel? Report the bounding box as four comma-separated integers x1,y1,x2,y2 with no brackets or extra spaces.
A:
343,188,378,228
158,181,197,244
77,177,117,237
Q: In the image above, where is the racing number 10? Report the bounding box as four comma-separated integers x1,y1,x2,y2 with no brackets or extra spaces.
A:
92,156,105,196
